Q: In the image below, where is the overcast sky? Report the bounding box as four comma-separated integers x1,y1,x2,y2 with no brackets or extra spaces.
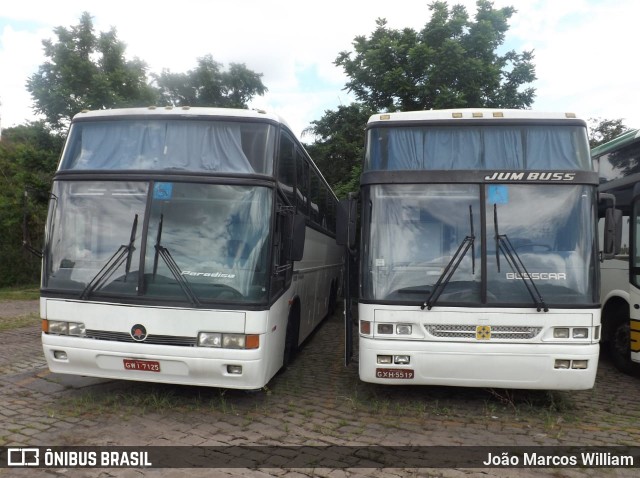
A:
1,0,639,139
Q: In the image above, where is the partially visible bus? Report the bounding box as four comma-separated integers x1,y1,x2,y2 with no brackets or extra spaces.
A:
41,107,342,389
593,129,640,372
339,109,618,390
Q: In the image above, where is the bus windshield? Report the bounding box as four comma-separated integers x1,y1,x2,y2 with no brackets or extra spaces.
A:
365,125,591,171
60,119,276,175
361,183,596,306
43,181,272,304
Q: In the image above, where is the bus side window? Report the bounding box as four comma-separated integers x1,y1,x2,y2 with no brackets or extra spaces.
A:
277,133,296,206
296,151,309,215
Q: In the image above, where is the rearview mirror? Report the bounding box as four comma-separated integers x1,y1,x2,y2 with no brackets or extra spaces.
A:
602,207,622,260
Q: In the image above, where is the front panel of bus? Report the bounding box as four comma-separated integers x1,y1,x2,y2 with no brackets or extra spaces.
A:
357,118,601,389
40,114,298,389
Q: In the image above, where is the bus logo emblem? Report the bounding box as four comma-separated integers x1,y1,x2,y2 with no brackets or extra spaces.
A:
476,325,491,340
131,324,148,342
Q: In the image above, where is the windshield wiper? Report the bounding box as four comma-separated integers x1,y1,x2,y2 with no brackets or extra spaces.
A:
152,214,201,307
494,204,548,312
79,214,138,300
422,205,475,310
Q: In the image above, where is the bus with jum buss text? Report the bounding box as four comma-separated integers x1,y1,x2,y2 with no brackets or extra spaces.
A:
593,128,640,373
40,107,343,389
338,109,619,390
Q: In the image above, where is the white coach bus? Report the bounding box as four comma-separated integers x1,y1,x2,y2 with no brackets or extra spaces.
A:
339,109,618,390
41,107,342,389
593,129,640,373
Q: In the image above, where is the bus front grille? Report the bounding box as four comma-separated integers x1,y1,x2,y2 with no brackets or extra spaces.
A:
85,330,197,347
424,325,542,340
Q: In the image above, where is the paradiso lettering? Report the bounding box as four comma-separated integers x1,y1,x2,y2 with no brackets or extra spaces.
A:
484,172,576,182
506,272,567,281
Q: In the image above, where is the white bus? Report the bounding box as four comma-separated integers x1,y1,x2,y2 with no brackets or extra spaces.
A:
593,129,640,373
339,109,617,390
41,107,343,389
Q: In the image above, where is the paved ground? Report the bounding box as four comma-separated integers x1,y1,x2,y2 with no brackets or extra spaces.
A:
1,300,639,477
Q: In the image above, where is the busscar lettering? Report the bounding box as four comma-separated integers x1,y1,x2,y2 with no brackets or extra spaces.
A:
484,172,576,182
506,272,567,281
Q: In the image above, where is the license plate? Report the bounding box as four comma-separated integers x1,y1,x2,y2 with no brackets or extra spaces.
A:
376,368,414,379
123,359,161,372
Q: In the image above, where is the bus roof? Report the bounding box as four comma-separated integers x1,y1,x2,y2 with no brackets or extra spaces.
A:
591,128,640,158
72,106,290,128
367,108,584,125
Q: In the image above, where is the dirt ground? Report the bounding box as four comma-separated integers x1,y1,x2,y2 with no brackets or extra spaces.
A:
0,299,39,318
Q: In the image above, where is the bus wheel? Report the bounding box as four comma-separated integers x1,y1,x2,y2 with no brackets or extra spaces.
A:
610,317,640,376
282,306,300,368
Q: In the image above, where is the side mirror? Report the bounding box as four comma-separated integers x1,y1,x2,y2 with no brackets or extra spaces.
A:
287,213,306,262
602,207,622,260
336,195,357,248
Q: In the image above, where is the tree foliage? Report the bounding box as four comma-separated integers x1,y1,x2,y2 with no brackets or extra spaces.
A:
588,117,632,149
26,12,156,132
154,55,267,108
303,103,373,198
0,122,62,286
335,0,535,112
309,0,535,196
26,12,268,133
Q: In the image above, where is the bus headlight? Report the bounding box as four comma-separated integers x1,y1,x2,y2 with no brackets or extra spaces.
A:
572,328,589,339
553,328,570,339
45,320,86,337
198,333,259,349
198,332,222,347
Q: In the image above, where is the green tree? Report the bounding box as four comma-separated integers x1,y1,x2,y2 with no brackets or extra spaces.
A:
588,118,632,149
303,103,373,197
26,12,156,132
154,54,267,108
335,0,535,112
0,122,62,285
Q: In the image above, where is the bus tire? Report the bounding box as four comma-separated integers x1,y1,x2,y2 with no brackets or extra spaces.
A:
610,315,640,376
282,302,300,368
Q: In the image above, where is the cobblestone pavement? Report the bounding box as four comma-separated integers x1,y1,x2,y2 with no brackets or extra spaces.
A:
1,301,639,477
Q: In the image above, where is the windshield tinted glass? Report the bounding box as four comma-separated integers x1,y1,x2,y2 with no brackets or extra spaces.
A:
144,183,271,302
60,119,275,174
362,184,482,303
43,181,272,304
487,184,596,305
44,181,148,295
365,125,591,171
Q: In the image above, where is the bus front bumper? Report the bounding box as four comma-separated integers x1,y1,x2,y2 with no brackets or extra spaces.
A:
359,337,599,390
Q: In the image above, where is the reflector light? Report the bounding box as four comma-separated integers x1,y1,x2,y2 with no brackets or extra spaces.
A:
227,365,242,375
380,114,391,120
572,360,588,369
360,321,371,335
452,112,463,118
492,112,504,117
472,112,483,118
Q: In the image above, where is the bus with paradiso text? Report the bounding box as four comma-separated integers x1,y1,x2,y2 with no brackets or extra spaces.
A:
40,107,343,389
338,109,620,390
593,128,640,373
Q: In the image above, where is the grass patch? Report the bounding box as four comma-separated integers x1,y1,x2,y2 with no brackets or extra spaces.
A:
0,313,39,332
0,285,40,301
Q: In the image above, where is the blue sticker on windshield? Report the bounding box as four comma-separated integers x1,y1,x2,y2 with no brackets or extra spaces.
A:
154,182,173,200
488,185,508,204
